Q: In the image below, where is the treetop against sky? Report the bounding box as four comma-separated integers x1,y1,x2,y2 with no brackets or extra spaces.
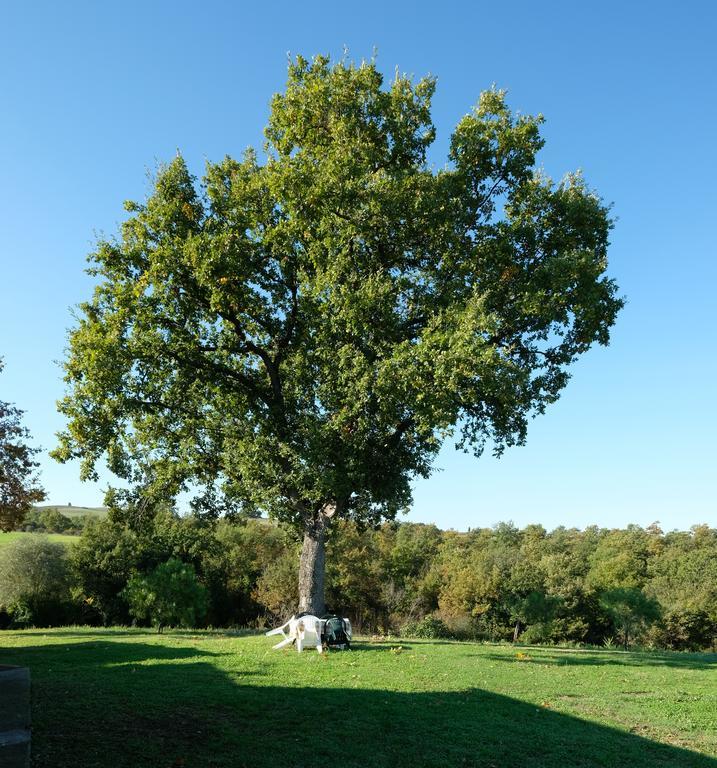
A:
0,1,715,531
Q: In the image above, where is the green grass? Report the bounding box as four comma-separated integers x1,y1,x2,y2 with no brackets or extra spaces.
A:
1,629,715,767
0,531,79,548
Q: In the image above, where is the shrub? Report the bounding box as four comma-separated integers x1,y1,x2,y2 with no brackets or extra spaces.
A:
123,557,208,632
252,549,299,621
520,622,557,645
38,508,74,533
401,615,451,639
0,536,71,626
70,517,144,625
599,587,661,649
651,610,717,651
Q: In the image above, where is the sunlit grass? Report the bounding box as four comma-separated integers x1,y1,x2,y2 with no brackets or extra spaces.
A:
0,531,78,548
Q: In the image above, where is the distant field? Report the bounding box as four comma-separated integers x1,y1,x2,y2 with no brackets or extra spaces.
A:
32,504,107,518
0,531,79,548
1,629,715,767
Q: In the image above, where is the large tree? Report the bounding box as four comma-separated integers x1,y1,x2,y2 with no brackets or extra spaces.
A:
0,359,45,531
54,56,622,614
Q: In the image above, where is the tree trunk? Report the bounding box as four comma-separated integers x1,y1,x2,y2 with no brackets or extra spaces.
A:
297,501,342,616
513,620,521,643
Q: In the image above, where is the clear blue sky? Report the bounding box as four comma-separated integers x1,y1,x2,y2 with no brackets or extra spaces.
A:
1,1,715,531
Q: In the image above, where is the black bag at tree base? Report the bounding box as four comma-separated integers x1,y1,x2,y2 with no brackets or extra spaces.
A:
322,615,350,650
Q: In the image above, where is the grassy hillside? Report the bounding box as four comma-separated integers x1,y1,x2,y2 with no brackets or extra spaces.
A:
32,504,107,518
1,629,715,767
0,531,79,548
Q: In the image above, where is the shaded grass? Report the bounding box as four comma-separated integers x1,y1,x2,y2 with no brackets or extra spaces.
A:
1,629,715,767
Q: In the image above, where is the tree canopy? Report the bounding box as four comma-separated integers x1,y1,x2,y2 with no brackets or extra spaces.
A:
54,55,622,613
0,358,45,531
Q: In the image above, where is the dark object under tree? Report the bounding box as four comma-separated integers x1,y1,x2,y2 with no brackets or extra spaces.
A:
53,55,622,615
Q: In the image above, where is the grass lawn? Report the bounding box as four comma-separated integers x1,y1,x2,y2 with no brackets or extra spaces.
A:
0,531,79,548
1,629,715,768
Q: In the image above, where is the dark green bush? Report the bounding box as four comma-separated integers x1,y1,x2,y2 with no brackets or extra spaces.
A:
123,558,208,632
402,615,451,639
0,536,73,626
655,610,716,651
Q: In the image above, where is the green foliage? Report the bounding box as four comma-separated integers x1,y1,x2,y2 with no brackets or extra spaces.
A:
401,614,451,639
53,54,621,545
647,526,717,623
252,547,299,621
599,587,661,649
505,590,560,636
325,520,383,625
16,506,97,535
0,359,45,531
587,526,653,590
0,536,70,625
70,506,219,625
70,516,148,624
123,557,207,631
1,517,716,650
207,518,295,624
649,610,717,652
37,507,72,532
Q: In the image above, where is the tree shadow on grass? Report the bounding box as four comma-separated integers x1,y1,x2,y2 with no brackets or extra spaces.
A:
346,641,414,652
2,640,715,768
2,628,254,639
480,649,717,671
1,639,234,670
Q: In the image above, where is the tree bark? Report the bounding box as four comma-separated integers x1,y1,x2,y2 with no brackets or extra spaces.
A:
297,501,342,616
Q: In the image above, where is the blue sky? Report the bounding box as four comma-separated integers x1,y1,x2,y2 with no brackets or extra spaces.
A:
1,1,715,531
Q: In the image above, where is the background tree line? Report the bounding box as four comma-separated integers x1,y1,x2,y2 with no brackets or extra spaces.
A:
14,507,96,535
1,510,715,651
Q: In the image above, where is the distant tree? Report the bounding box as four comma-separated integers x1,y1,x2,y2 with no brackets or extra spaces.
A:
505,590,559,642
123,557,207,632
326,520,385,628
38,507,73,533
648,526,717,624
587,526,652,591
53,55,622,615
252,547,299,621
0,359,45,531
656,609,716,651
70,505,217,625
540,527,604,643
374,522,442,625
70,517,147,624
600,587,661,649
385,523,443,585
208,517,295,625
503,527,554,641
